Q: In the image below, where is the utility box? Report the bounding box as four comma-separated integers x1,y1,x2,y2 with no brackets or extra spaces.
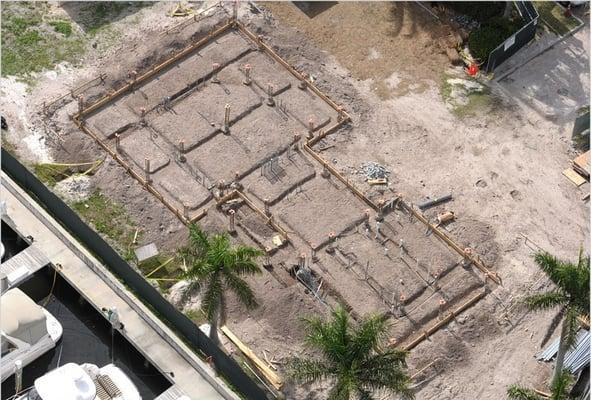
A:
134,243,159,264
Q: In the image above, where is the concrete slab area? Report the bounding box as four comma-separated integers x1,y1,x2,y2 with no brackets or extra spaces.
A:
153,163,213,212
243,150,316,205
186,107,295,183
120,127,171,173
335,232,427,302
186,68,263,126
86,99,138,139
149,102,219,152
238,51,294,95
1,173,235,400
275,82,335,131
383,211,459,277
275,177,367,246
125,31,253,113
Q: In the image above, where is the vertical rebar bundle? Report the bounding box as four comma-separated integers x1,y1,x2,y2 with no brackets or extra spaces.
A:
266,84,275,106
326,232,336,253
298,73,308,90
263,198,271,217
298,253,306,269
178,140,186,162
310,244,317,262
321,163,330,179
223,104,230,133
243,64,252,86
212,63,220,83
77,95,84,113
139,107,146,125
228,209,236,233
144,158,152,184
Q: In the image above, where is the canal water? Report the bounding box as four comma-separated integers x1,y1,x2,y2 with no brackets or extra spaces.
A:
1,225,171,399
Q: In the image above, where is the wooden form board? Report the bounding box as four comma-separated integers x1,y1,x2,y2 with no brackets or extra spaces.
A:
563,168,587,187
221,326,283,390
573,151,590,179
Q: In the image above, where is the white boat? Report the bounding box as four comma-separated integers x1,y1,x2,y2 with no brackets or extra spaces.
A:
1,288,63,382
11,362,142,400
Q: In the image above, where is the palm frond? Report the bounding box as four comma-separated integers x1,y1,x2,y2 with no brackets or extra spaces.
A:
357,388,374,400
351,313,389,359
534,252,567,286
231,246,263,275
224,272,258,310
551,370,573,400
563,307,580,351
201,273,223,322
358,350,411,396
507,384,544,400
208,234,231,271
576,246,589,271
286,358,333,384
327,378,352,400
182,258,211,282
523,291,567,312
303,308,350,364
187,223,210,254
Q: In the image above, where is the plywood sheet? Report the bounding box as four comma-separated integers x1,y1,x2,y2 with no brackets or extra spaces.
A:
563,168,586,187
573,150,590,177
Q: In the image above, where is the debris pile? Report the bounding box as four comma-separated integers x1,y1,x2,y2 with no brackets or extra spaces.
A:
450,14,479,30
358,162,390,181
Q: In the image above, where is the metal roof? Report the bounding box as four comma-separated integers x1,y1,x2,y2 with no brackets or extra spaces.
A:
537,329,590,375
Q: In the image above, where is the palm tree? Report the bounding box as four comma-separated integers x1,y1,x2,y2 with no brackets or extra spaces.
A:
523,249,589,386
507,370,573,400
180,224,263,345
288,307,414,400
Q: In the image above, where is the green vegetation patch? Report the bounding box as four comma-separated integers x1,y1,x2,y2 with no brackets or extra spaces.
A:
49,20,73,37
1,2,85,78
441,76,495,118
185,308,207,326
533,1,582,36
468,17,523,62
72,190,137,259
34,163,73,187
138,253,183,292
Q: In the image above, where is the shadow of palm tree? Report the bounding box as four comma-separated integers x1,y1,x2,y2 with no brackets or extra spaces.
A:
499,29,589,122
292,2,338,19
61,1,152,33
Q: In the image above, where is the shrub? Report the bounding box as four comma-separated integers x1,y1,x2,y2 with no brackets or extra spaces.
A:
468,17,523,62
447,2,505,22
49,21,73,37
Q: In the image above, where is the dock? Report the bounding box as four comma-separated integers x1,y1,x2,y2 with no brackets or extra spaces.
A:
1,172,239,400
1,243,50,289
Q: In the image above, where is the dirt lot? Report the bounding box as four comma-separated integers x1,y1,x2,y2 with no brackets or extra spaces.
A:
1,2,589,400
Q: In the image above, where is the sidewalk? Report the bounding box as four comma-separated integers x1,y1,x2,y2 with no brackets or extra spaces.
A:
2,172,237,400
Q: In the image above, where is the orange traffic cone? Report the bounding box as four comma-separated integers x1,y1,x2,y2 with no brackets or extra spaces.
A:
466,63,479,76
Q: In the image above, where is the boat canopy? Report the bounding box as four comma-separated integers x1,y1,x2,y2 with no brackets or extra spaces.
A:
35,363,96,400
0,288,47,345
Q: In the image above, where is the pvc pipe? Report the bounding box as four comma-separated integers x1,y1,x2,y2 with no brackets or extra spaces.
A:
417,194,452,210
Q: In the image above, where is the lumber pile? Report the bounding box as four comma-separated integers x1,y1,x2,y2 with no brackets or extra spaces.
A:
573,150,590,179
563,150,589,187
221,326,283,390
